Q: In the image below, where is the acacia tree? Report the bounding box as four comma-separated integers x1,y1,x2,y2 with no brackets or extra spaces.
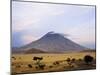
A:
33,56,45,70
33,57,43,65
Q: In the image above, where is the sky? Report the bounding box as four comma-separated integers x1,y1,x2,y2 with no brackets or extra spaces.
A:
12,1,96,49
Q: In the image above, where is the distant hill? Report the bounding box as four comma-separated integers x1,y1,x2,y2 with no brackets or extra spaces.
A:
80,49,96,53
12,47,22,54
24,48,46,54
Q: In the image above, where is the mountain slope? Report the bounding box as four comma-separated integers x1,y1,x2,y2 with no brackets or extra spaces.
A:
19,32,87,53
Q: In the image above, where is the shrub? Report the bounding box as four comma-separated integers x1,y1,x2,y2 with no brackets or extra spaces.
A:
66,58,72,66
11,72,16,75
84,55,94,65
78,58,82,61
35,66,38,69
12,57,16,60
16,65,21,68
12,63,14,66
19,57,21,59
49,65,53,68
66,58,71,62
38,64,46,70
53,61,60,65
71,58,76,63
28,64,32,68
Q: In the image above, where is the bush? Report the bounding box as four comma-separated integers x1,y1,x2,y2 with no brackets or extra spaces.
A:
35,66,38,69
78,58,82,61
28,64,32,68
33,57,43,61
49,65,53,68
38,64,45,70
84,55,94,65
11,72,16,75
16,65,21,68
19,57,21,59
66,58,71,62
12,57,16,60
53,61,60,65
71,58,76,62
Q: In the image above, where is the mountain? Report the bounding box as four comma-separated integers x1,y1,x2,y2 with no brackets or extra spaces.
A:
16,31,87,53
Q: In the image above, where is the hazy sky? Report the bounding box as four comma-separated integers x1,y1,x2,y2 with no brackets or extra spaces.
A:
12,1,96,49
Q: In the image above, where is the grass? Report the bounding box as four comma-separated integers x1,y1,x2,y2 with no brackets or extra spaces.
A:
11,51,96,74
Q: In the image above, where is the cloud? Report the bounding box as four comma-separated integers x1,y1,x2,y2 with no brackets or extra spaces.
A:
21,35,38,45
12,18,41,31
59,33,70,37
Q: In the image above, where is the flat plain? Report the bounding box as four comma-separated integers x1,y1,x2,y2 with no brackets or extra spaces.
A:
11,51,96,74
